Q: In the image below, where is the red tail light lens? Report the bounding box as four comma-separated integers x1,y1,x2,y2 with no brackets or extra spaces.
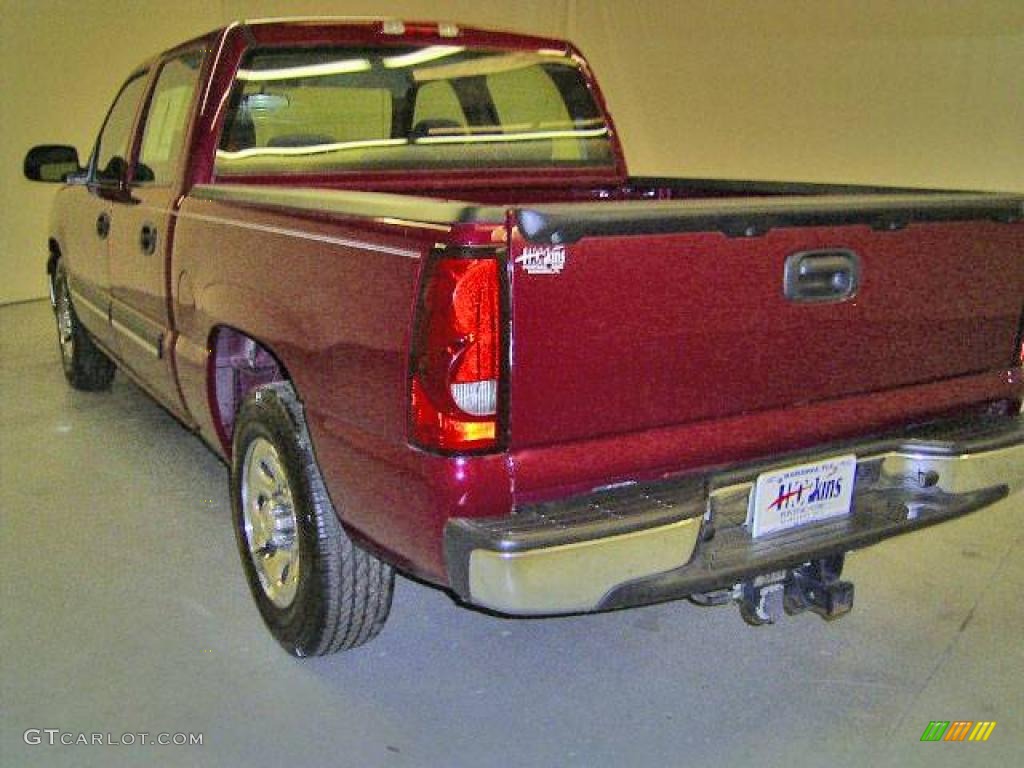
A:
410,251,504,452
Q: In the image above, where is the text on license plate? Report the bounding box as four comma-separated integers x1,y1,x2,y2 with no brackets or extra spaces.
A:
748,455,857,538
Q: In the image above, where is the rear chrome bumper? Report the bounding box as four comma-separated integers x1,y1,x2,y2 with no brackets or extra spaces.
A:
444,415,1024,615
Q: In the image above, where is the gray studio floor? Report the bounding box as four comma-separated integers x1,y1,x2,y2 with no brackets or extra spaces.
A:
2,298,1022,768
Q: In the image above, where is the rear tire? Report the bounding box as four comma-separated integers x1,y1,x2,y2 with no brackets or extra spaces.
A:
52,260,115,391
230,382,394,656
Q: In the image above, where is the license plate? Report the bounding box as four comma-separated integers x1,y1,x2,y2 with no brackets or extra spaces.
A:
748,455,857,538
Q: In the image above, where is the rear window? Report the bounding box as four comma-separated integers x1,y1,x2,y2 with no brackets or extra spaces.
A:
215,45,614,177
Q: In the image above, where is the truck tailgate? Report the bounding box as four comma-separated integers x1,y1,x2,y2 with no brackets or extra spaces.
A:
506,194,1024,455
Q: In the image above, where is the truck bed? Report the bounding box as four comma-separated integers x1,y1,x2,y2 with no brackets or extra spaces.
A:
186,180,1024,511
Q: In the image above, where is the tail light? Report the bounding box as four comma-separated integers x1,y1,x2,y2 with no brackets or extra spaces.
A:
409,248,505,453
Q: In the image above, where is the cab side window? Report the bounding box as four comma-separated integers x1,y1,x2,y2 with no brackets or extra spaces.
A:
137,51,204,185
94,74,149,184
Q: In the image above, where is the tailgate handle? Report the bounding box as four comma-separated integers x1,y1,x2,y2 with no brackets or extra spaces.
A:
784,250,860,303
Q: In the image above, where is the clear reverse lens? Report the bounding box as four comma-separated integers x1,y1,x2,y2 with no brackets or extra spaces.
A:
450,379,497,416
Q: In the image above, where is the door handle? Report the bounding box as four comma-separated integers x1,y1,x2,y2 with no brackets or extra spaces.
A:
96,213,111,239
784,250,860,303
140,224,158,255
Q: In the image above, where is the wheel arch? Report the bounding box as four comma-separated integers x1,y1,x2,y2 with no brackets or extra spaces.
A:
207,324,293,457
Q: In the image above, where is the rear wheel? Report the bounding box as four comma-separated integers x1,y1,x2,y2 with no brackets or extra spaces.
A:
230,382,394,656
51,260,115,391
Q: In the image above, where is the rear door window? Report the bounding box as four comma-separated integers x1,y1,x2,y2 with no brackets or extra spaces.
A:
136,51,205,185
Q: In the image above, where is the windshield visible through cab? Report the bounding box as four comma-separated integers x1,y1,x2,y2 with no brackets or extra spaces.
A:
214,45,614,176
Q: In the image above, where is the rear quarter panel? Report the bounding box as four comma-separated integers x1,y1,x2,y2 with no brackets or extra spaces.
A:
170,199,512,581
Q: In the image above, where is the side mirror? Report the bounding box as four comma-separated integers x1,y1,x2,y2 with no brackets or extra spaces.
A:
24,145,83,183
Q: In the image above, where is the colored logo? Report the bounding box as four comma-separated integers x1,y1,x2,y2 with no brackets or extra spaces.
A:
766,465,844,513
920,721,997,742
515,245,566,275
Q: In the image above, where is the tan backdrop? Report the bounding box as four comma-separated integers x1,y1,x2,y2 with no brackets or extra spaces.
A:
3,0,1022,305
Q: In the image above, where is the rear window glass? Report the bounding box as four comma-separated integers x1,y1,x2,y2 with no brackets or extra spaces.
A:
215,45,614,177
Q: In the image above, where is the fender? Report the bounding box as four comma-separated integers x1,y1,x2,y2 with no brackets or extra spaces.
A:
175,279,308,456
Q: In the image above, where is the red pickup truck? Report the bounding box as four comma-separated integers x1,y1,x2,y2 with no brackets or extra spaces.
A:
24,18,1024,656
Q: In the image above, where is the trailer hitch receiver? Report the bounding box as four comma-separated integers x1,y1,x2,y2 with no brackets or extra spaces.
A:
736,555,854,625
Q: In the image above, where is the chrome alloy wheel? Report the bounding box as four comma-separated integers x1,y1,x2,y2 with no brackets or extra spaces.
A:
54,274,74,368
241,437,301,608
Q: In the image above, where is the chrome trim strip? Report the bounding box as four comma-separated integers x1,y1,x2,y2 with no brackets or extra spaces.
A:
68,287,107,324
110,300,164,360
111,315,162,359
